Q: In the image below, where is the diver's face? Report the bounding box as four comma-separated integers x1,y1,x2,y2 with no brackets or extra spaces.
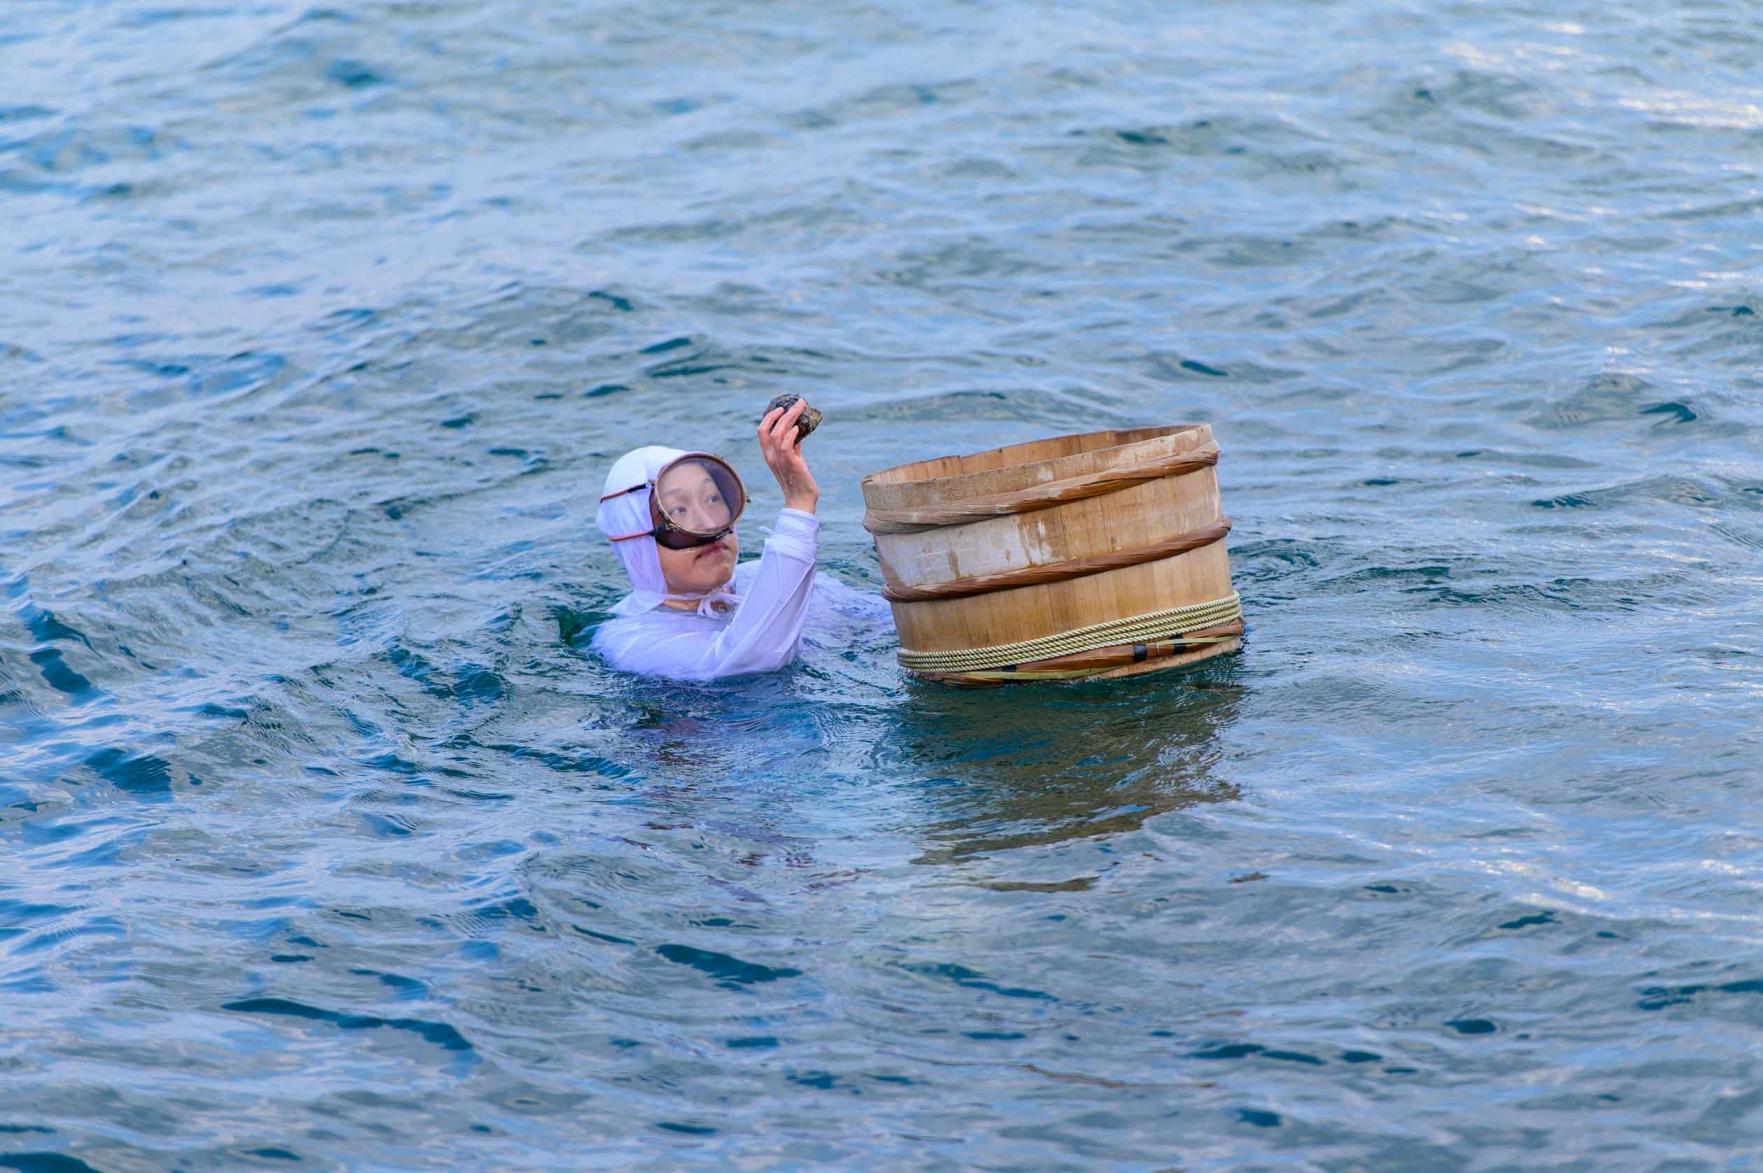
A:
658,529,738,596
654,462,735,538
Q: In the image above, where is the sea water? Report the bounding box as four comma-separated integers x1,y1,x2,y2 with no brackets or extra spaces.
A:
1,0,1760,1166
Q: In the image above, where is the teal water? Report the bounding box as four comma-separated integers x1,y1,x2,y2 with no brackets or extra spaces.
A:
2,1,1761,1167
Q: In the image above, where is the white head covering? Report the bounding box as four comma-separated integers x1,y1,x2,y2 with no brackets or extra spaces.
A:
595,445,738,618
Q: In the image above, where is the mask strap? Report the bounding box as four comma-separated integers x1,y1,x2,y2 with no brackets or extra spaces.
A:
604,478,657,542
599,482,648,503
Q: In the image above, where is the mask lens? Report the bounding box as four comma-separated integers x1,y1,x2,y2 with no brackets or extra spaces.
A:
653,455,745,543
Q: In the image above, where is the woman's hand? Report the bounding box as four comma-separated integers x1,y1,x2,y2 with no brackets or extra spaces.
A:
757,399,820,514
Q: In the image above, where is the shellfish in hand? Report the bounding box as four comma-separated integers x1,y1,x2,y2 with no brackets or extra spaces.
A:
761,394,822,446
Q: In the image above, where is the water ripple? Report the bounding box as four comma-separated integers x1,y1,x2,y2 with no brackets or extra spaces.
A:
0,0,1758,1166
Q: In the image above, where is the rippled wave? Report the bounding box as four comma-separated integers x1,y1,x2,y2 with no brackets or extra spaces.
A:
2,0,1760,1166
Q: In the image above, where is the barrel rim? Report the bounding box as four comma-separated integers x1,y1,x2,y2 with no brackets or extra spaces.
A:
861,423,1214,503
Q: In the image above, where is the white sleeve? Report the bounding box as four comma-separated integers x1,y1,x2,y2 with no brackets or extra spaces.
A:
698,508,818,677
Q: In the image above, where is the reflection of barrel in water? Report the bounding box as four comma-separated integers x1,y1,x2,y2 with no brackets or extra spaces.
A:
874,666,1243,861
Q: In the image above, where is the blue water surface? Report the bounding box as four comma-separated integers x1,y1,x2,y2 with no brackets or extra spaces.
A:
2,0,1761,1167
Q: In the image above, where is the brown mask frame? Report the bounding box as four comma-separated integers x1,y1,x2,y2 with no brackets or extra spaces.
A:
601,453,747,550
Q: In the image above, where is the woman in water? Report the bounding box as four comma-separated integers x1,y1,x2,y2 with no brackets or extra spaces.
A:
592,399,824,680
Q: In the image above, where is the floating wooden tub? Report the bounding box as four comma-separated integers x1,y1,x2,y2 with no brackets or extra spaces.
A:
861,424,1243,685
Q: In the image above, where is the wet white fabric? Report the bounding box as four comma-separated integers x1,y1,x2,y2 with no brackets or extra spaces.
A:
592,508,820,680
593,445,737,619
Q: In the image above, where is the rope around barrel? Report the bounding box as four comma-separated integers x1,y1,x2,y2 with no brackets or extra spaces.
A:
881,517,1232,603
862,443,1220,535
924,630,1242,683
896,593,1244,673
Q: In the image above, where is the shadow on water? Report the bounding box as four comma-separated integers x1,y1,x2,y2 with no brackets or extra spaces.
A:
582,669,857,866
877,659,1246,863
616,672,823,779
564,615,1243,872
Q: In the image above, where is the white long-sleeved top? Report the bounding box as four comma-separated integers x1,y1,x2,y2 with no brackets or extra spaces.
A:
592,508,820,681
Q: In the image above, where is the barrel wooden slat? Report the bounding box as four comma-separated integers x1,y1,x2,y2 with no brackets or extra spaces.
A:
875,470,1223,592
862,423,1242,685
862,444,1219,533
864,425,1212,508
888,541,1234,653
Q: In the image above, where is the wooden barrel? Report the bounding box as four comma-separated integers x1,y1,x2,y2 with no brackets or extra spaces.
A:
861,424,1243,685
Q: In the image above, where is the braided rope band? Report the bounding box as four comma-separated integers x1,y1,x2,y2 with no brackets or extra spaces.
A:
897,593,1244,674
923,631,1242,682
863,444,1220,534
881,517,1230,603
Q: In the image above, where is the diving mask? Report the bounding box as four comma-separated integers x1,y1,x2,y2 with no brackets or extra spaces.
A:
601,453,747,550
